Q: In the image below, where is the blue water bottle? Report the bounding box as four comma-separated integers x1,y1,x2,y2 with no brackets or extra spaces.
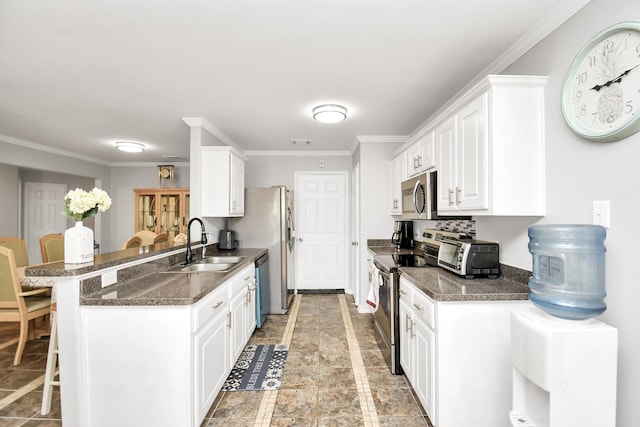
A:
527,224,607,320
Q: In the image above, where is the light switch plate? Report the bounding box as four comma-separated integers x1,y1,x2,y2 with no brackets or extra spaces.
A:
592,200,610,228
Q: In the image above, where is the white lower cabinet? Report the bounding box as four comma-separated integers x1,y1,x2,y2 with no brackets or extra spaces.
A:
399,276,531,427
194,303,229,422
399,279,436,420
194,263,255,425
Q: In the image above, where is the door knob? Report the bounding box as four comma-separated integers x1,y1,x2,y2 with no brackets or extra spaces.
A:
298,237,303,242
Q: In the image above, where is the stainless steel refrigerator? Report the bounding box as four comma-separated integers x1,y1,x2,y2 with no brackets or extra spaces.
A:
229,186,295,315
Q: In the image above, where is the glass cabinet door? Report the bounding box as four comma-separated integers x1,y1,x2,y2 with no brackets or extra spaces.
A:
183,193,190,232
159,193,181,242
137,194,157,232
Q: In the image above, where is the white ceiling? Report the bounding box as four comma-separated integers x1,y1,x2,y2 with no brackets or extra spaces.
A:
0,1,588,164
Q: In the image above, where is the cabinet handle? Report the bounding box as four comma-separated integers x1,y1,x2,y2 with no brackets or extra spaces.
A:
448,189,454,206
227,312,231,329
411,319,416,338
417,154,422,167
456,187,461,205
244,276,251,281
213,301,224,309
399,289,407,295
413,303,423,312
405,313,411,333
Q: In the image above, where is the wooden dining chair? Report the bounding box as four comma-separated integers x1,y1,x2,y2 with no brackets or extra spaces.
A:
0,246,51,365
0,237,29,268
121,230,156,249
39,234,64,263
124,236,143,249
153,233,169,245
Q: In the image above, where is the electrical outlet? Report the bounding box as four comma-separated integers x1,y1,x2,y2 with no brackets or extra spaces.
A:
101,270,117,288
592,200,610,228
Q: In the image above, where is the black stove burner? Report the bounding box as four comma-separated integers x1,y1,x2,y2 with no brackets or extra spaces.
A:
391,253,429,267
375,253,434,272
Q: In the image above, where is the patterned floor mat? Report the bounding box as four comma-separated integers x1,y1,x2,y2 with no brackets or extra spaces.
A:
222,344,288,391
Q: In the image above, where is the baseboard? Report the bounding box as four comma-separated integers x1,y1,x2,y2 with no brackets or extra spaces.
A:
296,289,345,294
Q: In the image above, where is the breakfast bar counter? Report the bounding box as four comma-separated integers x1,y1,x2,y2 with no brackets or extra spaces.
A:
24,242,268,427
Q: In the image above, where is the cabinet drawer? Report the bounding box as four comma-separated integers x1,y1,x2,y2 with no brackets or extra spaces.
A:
229,265,255,296
193,284,229,333
412,289,435,329
399,279,413,303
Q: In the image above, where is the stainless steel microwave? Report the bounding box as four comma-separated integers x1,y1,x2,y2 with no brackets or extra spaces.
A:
401,171,437,219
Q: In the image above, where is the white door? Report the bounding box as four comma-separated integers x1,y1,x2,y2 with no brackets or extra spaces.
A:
295,172,348,291
24,182,67,264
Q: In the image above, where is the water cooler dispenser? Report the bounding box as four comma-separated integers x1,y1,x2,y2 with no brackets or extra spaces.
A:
510,308,617,426
510,224,618,426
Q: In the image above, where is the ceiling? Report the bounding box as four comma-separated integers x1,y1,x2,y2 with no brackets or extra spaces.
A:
0,1,587,164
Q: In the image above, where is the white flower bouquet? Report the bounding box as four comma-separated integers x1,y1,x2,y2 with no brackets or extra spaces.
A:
64,187,112,222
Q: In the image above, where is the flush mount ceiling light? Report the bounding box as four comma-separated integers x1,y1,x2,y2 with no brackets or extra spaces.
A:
312,104,347,124
115,141,145,153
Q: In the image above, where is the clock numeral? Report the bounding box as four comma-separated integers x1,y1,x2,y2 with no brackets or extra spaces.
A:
604,40,615,55
624,100,634,114
591,112,598,125
575,71,588,85
575,90,583,101
636,43,640,58
588,54,598,68
579,104,587,116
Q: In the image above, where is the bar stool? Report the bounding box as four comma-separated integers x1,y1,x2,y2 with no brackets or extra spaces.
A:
41,302,59,415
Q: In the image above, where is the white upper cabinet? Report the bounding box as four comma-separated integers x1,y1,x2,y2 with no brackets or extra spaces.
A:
406,131,436,177
436,75,547,216
389,153,407,215
200,146,247,217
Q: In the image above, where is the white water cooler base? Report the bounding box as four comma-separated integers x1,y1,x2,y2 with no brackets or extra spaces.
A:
510,308,617,427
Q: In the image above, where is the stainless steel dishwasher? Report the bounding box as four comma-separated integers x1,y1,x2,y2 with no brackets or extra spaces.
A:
255,253,270,328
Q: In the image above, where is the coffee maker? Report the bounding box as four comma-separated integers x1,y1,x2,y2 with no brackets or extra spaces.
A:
392,221,414,249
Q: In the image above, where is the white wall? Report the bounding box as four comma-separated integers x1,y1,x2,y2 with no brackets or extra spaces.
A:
0,163,19,236
357,140,403,309
475,1,638,424
244,154,352,188
0,139,113,248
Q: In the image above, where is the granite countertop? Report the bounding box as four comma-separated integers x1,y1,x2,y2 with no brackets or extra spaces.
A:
368,239,530,302
25,240,267,306
24,241,191,277
79,247,267,306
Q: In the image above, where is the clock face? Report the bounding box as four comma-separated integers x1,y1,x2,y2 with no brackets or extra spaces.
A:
160,168,171,179
561,22,640,142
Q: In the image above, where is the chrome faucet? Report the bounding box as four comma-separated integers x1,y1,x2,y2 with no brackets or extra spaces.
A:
185,217,207,265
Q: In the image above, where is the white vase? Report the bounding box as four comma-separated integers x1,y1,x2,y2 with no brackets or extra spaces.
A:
64,221,94,264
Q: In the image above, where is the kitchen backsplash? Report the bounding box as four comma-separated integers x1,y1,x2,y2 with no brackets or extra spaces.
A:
413,219,476,241
435,219,476,235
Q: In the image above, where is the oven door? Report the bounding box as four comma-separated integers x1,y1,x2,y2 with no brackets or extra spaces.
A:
372,261,402,374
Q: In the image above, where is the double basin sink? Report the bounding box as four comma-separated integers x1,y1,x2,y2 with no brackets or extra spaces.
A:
163,255,248,274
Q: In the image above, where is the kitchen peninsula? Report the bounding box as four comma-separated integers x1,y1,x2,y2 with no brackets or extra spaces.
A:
25,242,267,427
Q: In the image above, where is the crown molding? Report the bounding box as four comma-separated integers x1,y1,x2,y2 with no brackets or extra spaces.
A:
244,150,351,157
182,116,238,148
0,133,111,166
110,162,190,167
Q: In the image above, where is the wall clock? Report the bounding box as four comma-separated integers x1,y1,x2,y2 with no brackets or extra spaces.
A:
158,165,174,188
561,21,640,142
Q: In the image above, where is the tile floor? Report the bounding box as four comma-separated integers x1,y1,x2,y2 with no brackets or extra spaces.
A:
0,294,431,426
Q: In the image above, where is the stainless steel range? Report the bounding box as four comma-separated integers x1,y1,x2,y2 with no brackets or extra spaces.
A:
372,228,468,374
